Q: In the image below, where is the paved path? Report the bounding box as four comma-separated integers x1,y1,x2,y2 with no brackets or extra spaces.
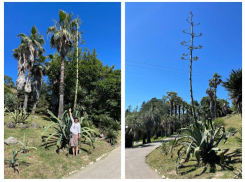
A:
67,146,121,179
125,137,176,179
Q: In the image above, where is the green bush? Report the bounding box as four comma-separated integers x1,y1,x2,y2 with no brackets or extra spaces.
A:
227,126,237,134
4,93,17,111
4,85,13,94
214,118,225,127
99,115,120,145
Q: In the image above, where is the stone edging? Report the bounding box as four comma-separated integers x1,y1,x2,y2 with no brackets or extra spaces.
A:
62,144,120,178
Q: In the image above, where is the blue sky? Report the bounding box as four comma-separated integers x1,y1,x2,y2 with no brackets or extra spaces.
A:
126,2,242,110
4,2,121,83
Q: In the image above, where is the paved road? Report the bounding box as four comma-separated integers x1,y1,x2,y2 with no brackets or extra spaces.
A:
125,137,176,179
67,146,121,179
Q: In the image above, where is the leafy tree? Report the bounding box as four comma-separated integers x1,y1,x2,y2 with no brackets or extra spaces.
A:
4,75,15,88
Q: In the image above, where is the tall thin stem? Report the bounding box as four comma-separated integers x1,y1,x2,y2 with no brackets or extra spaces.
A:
74,19,79,110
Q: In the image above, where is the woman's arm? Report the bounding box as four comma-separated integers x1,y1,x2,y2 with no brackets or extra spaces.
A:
78,124,81,139
69,108,74,123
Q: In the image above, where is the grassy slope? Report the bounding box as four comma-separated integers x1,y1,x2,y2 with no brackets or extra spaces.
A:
146,114,242,179
4,113,120,179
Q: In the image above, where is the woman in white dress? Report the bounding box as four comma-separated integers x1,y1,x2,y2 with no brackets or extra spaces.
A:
69,108,81,158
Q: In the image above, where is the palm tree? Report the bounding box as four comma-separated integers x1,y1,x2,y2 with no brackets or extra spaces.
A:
206,88,214,121
181,101,187,116
177,97,183,127
166,92,177,134
209,73,222,119
166,92,177,116
12,42,28,98
17,25,45,109
31,55,49,114
47,10,82,119
142,105,160,143
161,115,169,137
222,69,242,117
219,99,229,116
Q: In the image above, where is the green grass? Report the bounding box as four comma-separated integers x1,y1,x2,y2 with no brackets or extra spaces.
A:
146,114,242,179
4,113,120,179
133,136,168,147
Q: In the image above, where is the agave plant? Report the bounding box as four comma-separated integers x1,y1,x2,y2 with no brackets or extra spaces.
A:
41,110,74,149
8,106,29,124
19,133,37,153
79,113,98,150
171,119,229,171
4,147,30,172
41,109,97,152
233,166,242,179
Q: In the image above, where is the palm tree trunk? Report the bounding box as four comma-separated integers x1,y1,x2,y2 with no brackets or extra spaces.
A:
32,101,38,114
147,131,151,143
179,105,181,128
214,87,217,120
58,56,65,120
23,93,29,109
170,102,173,116
143,135,147,144
173,121,175,133
169,122,172,135
175,104,177,117
23,65,32,110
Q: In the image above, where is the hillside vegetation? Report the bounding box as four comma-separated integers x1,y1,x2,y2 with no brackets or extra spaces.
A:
146,114,242,179
4,113,121,179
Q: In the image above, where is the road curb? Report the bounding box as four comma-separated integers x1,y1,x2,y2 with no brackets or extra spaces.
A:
63,144,120,178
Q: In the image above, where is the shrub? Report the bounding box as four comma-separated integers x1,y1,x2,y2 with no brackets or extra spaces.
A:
105,129,118,145
4,85,13,94
213,117,225,127
227,126,237,134
99,115,120,145
4,93,17,111
235,127,242,146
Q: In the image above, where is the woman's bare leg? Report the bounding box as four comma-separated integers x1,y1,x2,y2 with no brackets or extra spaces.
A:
76,146,78,156
72,147,75,156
